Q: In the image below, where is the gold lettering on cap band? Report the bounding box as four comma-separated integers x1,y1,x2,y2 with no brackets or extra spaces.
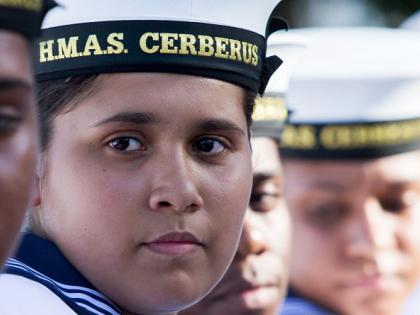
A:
39,31,260,67
40,33,127,62
281,125,317,149
253,97,287,121
281,118,420,151
35,21,271,93
320,120,420,149
0,0,42,11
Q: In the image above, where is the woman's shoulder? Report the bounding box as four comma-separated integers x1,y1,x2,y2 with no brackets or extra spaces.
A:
0,274,77,315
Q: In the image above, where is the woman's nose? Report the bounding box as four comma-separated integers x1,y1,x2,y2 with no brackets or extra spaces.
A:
344,197,397,259
148,152,203,214
236,212,269,260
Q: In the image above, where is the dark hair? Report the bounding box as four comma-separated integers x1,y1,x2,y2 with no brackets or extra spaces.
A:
37,75,257,151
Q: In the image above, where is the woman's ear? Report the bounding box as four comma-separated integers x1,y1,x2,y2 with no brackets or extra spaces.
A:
31,155,46,208
31,174,41,208
28,158,48,238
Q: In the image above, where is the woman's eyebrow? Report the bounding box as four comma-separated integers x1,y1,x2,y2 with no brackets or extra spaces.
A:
193,118,246,136
93,112,160,127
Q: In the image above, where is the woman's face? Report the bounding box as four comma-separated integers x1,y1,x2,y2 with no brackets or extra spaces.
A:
284,151,420,315
38,73,253,314
0,31,38,267
182,137,290,315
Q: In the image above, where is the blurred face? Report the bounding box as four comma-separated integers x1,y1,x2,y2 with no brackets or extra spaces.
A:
0,31,38,267
284,151,420,315
37,73,253,314
183,137,291,315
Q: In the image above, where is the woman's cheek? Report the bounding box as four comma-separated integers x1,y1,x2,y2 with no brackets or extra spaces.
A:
211,158,251,209
205,158,252,245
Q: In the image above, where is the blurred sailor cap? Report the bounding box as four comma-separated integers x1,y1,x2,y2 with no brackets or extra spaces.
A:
252,31,307,140
281,27,420,159
0,0,56,39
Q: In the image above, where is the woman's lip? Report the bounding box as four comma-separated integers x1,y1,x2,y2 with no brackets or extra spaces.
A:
143,232,203,256
150,232,201,243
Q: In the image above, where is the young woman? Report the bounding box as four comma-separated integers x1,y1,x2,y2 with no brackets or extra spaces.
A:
281,28,420,315
0,0,284,314
0,0,54,268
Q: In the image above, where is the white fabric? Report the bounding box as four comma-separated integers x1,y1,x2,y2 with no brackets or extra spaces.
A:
6,258,120,315
43,0,282,36
401,284,420,315
264,32,308,95
285,27,420,123
289,27,420,80
0,274,77,315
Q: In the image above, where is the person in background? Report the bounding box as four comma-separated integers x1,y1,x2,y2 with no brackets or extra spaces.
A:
0,0,285,314
181,32,307,315
397,11,420,315
0,0,55,268
281,27,420,315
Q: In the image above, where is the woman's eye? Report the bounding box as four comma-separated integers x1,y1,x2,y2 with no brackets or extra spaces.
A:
0,113,22,134
380,190,420,214
108,137,144,152
381,198,406,214
193,138,226,154
250,192,282,213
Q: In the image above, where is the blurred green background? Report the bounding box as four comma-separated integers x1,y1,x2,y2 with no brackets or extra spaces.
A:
273,0,420,28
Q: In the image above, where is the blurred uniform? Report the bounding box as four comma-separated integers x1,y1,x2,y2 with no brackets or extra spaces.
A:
399,10,420,315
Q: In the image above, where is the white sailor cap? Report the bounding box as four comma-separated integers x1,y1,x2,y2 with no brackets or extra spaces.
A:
401,11,420,31
281,27,420,159
35,0,285,94
0,0,56,39
252,31,308,140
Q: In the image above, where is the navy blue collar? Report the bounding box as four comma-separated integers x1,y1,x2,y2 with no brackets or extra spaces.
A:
283,287,334,315
5,233,121,315
12,233,93,286
287,287,307,299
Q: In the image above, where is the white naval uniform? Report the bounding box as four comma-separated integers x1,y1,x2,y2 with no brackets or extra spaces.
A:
0,274,77,315
1,233,121,315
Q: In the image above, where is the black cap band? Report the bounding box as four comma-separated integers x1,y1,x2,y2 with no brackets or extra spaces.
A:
280,118,420,159
0,0,56,39
35,20,281,94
